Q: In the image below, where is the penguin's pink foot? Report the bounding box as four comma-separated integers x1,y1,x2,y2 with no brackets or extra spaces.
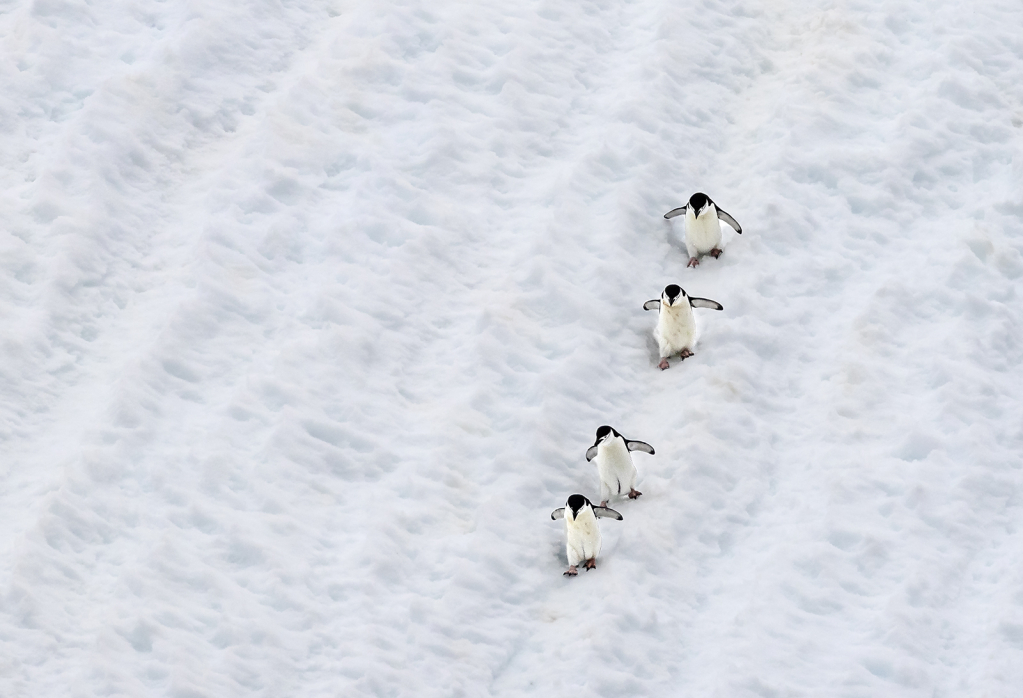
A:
658,358,670,370
584,558,597,570
679,348,694,360
628,489,642,499
601,500,609,507
564,566,578,576
687,256,700,268
710,248,723,258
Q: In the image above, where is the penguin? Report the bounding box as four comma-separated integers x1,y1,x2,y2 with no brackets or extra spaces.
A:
663,192,742,268
643,284,723,369
585,425,655,506
551,494,622,576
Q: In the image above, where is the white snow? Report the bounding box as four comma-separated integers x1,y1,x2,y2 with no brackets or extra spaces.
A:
2,0,1023,695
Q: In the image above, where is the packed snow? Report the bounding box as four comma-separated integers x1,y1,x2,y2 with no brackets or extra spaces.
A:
2,0,1022,695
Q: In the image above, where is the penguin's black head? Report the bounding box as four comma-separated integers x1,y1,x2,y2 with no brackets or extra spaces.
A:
567,494,588,518
593,425,617,446
689,192,710,214
664,284,684,305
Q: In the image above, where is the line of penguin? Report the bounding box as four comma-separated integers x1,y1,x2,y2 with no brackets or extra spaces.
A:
551,192,741,576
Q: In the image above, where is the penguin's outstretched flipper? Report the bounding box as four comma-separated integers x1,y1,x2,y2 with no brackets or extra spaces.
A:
688,297,723,311
716,208,742,233
625,440,655,455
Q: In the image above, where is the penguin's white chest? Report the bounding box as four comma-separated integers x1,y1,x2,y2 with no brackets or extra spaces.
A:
655,303,697,356
565,509,601,562
596,439,636,493
685,205,722,255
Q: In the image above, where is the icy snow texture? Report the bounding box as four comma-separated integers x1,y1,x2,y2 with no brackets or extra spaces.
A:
2,0,1023,695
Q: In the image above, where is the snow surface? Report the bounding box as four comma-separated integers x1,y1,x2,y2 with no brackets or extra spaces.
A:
2,0,1023,695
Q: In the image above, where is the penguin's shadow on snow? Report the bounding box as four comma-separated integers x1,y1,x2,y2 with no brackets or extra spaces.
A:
663,220,683,252
550,539,567,566
644,333,662,368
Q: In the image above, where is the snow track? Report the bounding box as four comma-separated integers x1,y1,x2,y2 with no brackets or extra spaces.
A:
1,0,1022,695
